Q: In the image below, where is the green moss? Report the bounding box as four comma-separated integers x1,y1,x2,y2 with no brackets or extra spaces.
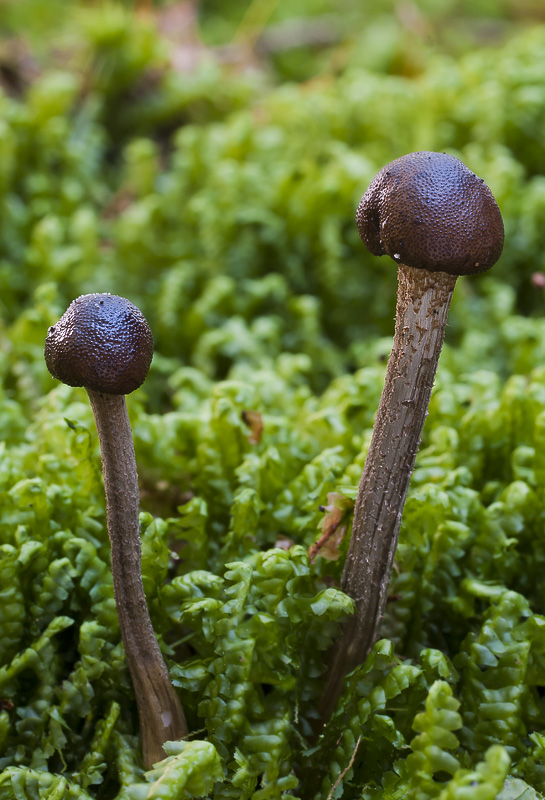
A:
1,4,545,798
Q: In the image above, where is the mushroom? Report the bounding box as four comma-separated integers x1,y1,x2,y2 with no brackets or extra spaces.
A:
45,293,188,768
320,151,504,719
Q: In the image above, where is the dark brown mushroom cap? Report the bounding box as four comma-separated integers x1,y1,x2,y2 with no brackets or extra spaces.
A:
45,294,153,395
356,151,504,275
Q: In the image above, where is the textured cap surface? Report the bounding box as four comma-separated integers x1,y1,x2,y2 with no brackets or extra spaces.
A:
356,151,504,275
45,294,153,395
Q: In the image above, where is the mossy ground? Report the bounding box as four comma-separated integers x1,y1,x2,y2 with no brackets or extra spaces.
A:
1,2,545,798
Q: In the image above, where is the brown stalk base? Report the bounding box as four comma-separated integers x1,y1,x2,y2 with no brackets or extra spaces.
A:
319,264,457,724
87,389,188,769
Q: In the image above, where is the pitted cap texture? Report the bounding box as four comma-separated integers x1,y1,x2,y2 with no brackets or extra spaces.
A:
356,151,504,275
45,294,153,395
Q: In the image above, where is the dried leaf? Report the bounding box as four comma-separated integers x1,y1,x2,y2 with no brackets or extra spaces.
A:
309,492,352,562
241,410,264,444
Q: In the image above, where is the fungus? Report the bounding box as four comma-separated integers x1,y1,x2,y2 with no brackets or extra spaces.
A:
45,293,188,768
321,151,504,719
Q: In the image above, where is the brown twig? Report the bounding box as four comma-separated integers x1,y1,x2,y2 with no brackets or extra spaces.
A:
326,734,362,800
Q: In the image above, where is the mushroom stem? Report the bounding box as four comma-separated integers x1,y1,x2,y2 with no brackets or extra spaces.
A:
320,264,457,721
87,388,188,768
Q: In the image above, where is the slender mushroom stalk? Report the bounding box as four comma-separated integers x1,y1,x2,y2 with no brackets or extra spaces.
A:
320,152,504,721
44,293,188,768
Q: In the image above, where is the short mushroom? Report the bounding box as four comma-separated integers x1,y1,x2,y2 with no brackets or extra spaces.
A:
45,293,188,768
320,151,504,719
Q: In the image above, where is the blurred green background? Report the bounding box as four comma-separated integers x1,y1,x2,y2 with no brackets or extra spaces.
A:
2,0,545,410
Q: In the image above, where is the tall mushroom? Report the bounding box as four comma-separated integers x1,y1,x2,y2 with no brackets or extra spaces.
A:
320,151,504,719
45,293,188,768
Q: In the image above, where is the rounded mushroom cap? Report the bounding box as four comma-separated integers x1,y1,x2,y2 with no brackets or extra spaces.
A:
356,151,504,275
45,294,153,395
